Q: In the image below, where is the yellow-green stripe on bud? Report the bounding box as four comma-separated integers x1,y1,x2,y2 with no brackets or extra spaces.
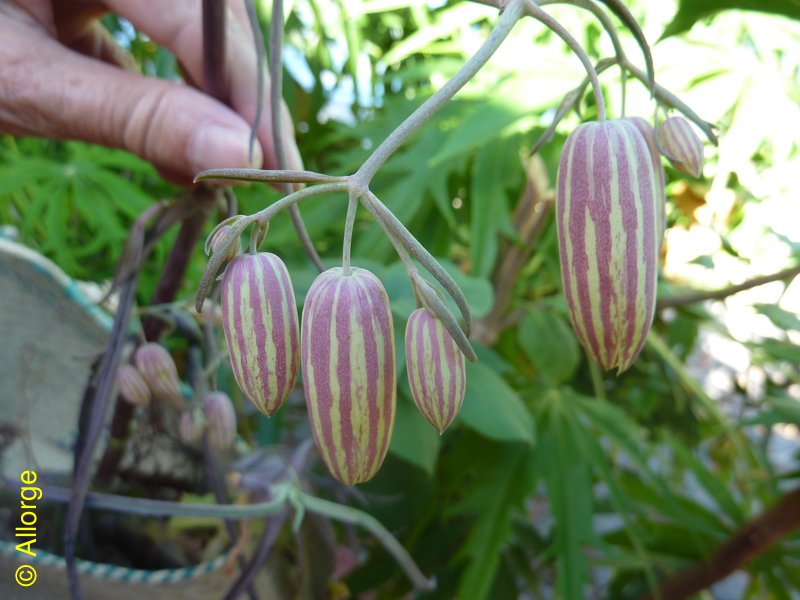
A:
405,308,466,434
220,253,300,416
301,267,396,486
134,343,184,408
657,116,704,178
556,119,659,373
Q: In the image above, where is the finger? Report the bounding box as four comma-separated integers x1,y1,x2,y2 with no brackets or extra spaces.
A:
104,0,300,171
0,15,263,178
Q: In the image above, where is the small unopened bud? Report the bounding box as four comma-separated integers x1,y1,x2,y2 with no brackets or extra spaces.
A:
657,116,704,178
134,343,184,408
405,308,466,433
209,224,240,263
179,410,203,444
203,392,237,451
116,364,151,406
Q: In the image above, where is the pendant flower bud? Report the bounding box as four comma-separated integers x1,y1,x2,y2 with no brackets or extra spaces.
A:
657,116,704,178
624,116,667,247
556,119,659,373
116,363,151,406
134,343,184,408
220,252,300,416
208,224,240,263
179,410,203,444
301,267,396,485
203,392,237,451
405,308,466,433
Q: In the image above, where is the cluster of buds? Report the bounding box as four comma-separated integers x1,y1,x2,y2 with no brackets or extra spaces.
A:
178,391,238,452
115,342,184,408
555,114,705,373
199,215,474,485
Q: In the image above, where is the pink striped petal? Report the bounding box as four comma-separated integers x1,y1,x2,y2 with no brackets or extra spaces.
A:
658,116,704,178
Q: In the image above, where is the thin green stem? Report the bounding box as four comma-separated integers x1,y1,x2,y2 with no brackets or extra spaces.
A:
342,189,359,275
255,182,350,223
362,191,473,336
522,0,606,120
195,168,347,185
299,491,436,591
352,0,524,186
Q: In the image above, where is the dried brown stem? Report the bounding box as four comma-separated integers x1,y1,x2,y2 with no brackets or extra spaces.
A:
641,486,800,600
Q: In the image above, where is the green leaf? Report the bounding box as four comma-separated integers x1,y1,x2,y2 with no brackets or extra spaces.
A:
538,408,592,600
754,303,800,332
453,445,533,600
459,361,534,444
662,0,800,39
388,395,441,476
469,138,520,278
518,307,581,383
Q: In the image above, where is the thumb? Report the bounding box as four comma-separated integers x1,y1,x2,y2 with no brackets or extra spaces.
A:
0,20,262,180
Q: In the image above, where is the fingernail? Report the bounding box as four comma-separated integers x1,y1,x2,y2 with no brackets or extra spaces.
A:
189,124,264,174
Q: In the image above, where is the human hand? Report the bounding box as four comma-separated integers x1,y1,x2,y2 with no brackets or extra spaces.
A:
0,0,300,184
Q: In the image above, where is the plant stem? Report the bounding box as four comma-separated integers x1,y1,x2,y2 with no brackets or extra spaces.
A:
255,182,350,223
522,0,606,120
195,168,348,185
352,0,524,185
342,189,359,275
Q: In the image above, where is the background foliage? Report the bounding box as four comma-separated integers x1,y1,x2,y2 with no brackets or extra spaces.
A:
2,0,800,598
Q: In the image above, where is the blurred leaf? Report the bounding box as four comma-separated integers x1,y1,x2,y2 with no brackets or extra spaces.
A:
459,361,534,444
454,445,532,600
518,307,581,383
754,303,800,332
662,0,800,39
388,395,441,475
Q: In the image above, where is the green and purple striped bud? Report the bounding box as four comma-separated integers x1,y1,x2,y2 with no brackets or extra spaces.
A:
179,410,203,444
134,343,184,408
405,308,466,434
208,224,240,263
625,116,667,247
556,119,659,373
116,363,151,406
220,253,300,416
203,391,237,451
657,116,704,178
301,267,396,486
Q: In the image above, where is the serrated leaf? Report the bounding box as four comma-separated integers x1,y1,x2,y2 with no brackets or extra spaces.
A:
459,361,534,444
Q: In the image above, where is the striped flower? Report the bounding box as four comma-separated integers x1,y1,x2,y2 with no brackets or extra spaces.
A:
208,224,240,263
657,116,704,178
301,267,396,485
116,363,151,407
220,252,300,416
405,308,466,434
203,392,237,451
556,119,659,373
625,116,667,247
134,343,184,408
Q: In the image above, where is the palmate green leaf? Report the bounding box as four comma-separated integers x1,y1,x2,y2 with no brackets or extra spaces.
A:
387,394,441,476
459,361,534,444
662,0,800,39
452,444,533,600
518,307,581,383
